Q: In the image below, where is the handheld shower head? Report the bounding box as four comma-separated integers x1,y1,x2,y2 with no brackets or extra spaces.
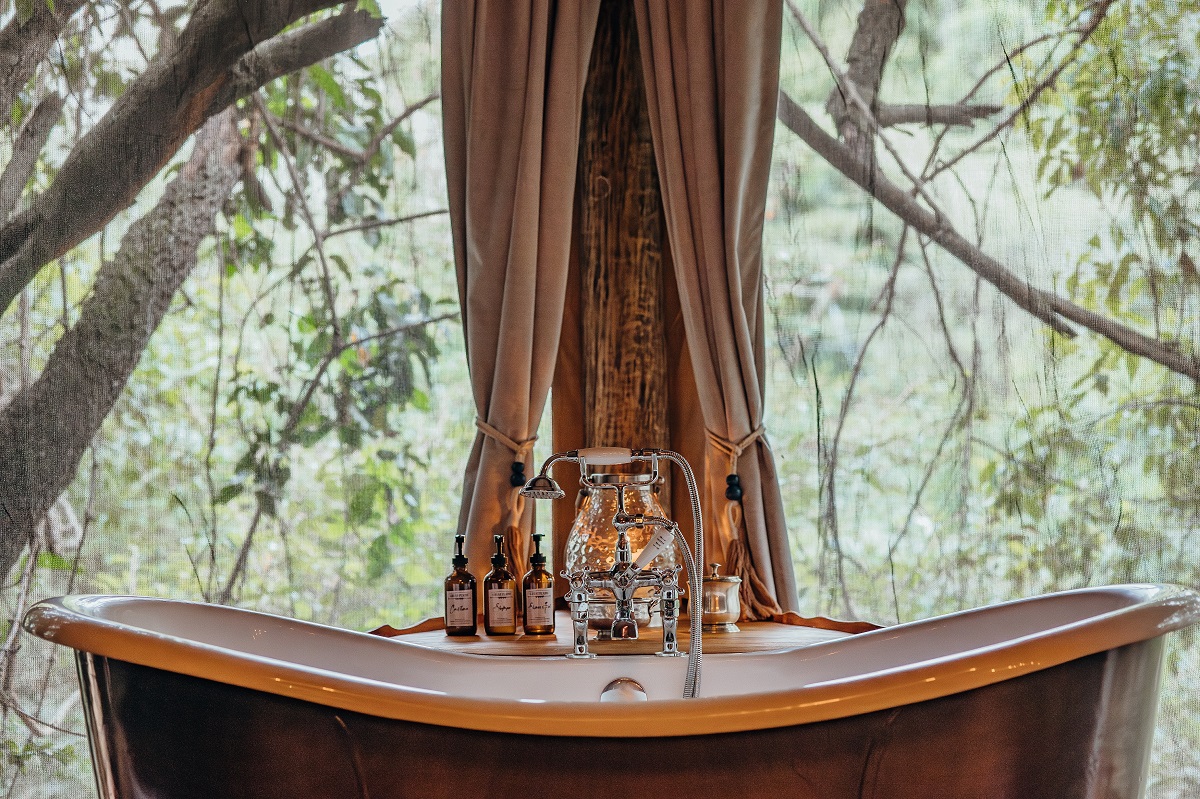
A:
520,473,565,500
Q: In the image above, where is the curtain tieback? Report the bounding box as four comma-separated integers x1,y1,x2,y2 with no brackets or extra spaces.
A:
475,418,537,535
474,417,537,461
705,425,766,475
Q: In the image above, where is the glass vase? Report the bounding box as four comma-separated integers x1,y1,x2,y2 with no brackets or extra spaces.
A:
563,472,681,634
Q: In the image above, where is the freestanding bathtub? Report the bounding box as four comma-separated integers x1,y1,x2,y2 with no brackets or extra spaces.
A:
23,584,1200,799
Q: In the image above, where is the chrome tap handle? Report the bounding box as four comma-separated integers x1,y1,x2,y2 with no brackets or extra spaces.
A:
608,569,640,640
562,569,595,658
655,566,683,657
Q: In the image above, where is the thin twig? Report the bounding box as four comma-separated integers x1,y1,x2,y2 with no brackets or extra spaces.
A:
820,226,909,619
928,0,1116,180
216,506,264,606
324,208,448,242
776,91,1200,382
351,310,458,347
200,233,230,602
0,538,40,696
277,118,364,160
252,92,343,345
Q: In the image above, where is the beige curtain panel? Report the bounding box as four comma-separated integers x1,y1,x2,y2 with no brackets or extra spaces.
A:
442,0,600,576
634,0,798,616
443,0,797,616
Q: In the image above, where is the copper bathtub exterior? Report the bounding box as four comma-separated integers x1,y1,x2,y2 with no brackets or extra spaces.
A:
25,584,1200,799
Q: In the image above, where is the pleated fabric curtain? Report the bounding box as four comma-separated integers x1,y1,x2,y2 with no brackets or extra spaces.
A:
442,1,600,576
633,0,800,616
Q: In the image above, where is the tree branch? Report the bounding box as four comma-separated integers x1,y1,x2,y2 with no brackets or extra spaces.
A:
200,7,386,120
0,0,87,116
875,102,1002,128
0,94,63,223
787,2,945,219
821,0,907,161
776,91,1200,382
278,91,440,165
279,118,365,160
929,0,1115,180
0,0,371,318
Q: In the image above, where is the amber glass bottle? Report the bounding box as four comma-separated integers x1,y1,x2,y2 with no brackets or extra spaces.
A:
444,534,477,636
522,533,555,636
483,534,517,635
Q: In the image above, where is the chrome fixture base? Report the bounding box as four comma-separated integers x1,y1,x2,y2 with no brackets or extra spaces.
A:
702,622,740,634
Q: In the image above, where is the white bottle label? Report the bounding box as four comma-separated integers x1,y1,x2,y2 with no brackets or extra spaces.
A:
445,589,474,628
488,588,515,627
524,587,554,628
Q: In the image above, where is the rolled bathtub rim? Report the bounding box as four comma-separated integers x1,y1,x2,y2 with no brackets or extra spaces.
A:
23,583,1200,738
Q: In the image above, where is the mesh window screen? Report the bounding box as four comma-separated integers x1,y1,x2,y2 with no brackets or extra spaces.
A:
0,0,1196,796
766,2,1200,795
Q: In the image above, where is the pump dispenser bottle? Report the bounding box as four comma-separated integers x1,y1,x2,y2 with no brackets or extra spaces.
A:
443,534,477,636
483,534,517,635
522,533,555,636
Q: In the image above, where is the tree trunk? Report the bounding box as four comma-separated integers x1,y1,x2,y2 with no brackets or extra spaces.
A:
0,0,87,115
824,0,908,162
0,0,373,318
0,8,385,581
0,111,242,580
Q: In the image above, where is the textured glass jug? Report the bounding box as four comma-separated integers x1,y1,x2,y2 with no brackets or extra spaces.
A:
563,472,682,633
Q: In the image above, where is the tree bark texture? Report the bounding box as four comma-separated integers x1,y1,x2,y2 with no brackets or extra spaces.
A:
578,0,669,457
0,0,368,318
0,94,63,223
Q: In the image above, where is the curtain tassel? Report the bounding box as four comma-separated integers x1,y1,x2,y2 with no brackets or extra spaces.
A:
722,499,781,620
708,426,781,620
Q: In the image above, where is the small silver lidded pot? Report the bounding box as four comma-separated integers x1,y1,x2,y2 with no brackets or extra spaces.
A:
701,562,742,633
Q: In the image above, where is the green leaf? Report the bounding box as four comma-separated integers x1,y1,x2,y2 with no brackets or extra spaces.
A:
232,213,253,241
1122,353,1139,380
392,127,417,159
308,65,348,109
255,488,278,517
366,534,391,581
36,552,74,571
1046,116,1068,152
215,483,245,504
1106,261,1130,313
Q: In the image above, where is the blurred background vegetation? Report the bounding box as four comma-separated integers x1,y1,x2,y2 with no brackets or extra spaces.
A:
1,0,1197,795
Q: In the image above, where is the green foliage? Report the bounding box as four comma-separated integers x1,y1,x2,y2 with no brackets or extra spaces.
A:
2,725,80,781
772,5,1200,790
3,0,1199,796
3,3,462,794
996,0,1200,599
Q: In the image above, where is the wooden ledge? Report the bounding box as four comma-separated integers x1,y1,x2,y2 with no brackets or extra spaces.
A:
371,611,869,657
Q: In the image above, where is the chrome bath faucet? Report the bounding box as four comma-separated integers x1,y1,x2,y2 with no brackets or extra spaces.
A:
520,447,705,698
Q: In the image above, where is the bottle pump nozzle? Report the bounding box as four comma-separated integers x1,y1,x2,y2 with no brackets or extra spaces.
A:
530,533,546,566
452,534,468,568
491,534,507,568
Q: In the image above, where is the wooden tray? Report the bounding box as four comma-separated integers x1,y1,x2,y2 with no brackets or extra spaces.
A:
376,611,856,657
